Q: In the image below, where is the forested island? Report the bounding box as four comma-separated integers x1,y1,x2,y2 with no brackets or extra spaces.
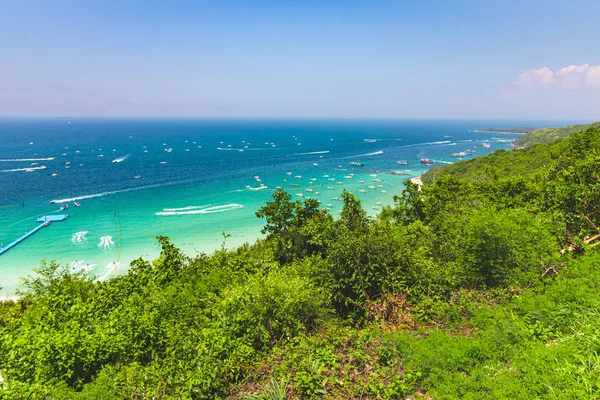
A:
2,125,600,398
474,127,535,134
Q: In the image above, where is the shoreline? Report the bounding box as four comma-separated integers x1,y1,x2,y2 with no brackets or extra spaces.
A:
473,130,528,135
0,171,416,295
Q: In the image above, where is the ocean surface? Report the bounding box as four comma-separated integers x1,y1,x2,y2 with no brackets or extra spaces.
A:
0,118,573,294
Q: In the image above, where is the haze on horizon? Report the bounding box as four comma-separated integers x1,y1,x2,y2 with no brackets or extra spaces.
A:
1,0,599,120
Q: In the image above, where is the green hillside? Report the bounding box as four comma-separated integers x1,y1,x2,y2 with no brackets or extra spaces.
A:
2,127,600,398
513,121,600,147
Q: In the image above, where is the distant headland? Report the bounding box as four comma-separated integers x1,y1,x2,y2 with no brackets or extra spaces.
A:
474,127,536,135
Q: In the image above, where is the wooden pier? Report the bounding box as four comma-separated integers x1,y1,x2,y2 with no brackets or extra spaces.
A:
0,215,68,255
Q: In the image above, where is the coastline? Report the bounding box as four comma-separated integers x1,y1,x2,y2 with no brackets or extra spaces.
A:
0,170,416,295
473,130,528,135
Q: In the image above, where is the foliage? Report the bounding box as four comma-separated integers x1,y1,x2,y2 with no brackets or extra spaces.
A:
513,120,600,148
2,125,600,398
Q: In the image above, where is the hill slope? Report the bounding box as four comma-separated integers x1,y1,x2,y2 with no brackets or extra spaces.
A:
2,127,600,398
513,121,600,147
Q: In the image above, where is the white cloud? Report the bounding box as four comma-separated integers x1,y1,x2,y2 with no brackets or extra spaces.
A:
513,64,600,92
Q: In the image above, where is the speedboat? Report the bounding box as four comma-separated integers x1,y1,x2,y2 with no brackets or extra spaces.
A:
397,160,409,165
419,159,435,164
350,161,364,167
451,152,468,158
73,202,81,207
60,204,69,211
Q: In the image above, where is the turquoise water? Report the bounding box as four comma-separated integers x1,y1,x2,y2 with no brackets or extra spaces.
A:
0,118,569,294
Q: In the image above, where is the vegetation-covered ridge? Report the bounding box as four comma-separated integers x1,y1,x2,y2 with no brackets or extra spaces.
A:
512,120,600,148
2,127,600,398
474,126,535,134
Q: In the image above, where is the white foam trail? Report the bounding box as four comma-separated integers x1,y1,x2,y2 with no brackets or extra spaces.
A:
0,157,55,162
98,236,114,249
94,262,120,282
1,166,47,172
425,140,452,145
156,203,244,216
357,150,384,156
432,160,454,164
71,231,88,244
291,150,330,156
246,185,268,191
112,154,130,163
217,147,274,151
50,181,185,203
162,205,211,212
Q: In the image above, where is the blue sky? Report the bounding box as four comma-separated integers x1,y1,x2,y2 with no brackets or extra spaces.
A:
1,0,599,119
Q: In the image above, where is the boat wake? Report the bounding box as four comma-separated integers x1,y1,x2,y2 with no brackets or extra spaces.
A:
94,262,120,282
1,166,47,173
424,140,452,145
0,157,55,162
156,203,244,216
71,231,89,244
357,150,384,156
246,185,268,191
432,160,454,164
50,180,194,203
291,150,330,156
112,154,130,163
217,147,275,151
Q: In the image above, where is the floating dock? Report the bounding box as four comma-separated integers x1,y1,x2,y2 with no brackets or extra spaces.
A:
0,214,68,256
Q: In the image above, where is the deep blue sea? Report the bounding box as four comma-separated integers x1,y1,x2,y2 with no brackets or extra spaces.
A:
0,118,574,294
